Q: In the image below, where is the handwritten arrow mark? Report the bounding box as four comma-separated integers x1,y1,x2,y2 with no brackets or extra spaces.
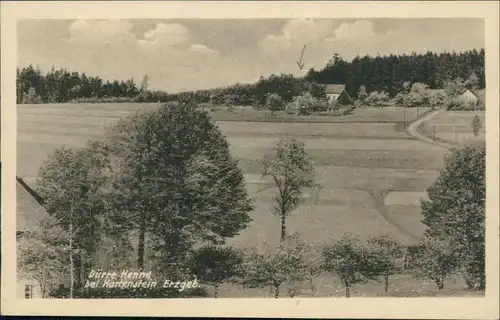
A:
296,45,306,70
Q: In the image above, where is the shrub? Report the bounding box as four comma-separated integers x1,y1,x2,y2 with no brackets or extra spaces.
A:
266,93,285,113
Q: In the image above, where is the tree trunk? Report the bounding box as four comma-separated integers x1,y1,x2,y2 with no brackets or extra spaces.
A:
137,213,146,271
274,283,280,299
41,264,47,298
384,274,389,293
309,277,315,295
345,284,350,298
436,277,444,291
214,284,219,298
69,219,74,299
280,214,286,242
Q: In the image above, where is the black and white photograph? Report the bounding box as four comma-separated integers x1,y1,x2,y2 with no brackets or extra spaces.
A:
1,1,499,318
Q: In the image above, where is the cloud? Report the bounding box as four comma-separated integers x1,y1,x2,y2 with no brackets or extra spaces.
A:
188,44,218,56
328,20,375,41
258,19,337,56
68,19,136,45
140,23,191,47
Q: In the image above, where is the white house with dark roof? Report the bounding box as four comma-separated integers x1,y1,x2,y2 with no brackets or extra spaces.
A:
323,84,354,105
457,88,485,106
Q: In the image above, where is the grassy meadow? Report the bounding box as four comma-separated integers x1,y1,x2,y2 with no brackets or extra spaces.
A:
17,103,469,297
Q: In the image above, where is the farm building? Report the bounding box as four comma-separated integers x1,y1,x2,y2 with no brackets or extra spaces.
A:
323,84,354,105
16,177,47,299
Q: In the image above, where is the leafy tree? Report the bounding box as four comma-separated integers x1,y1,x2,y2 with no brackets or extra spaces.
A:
421,144,485,290
466,72,480,90
262,137,316,242
444,77,466,97
367,235,404,293
243,234,310,298
323,234,378,297
187,245,244,298
102,102,254,276
36,144,109,297
364,91,390,106
357,85,368,105
471,114,483,137
322,233,382,297
410,239,459,291
288,92,316,115
428,90,450,110
266,93,285,114
22,86,43,104
307,82,327,100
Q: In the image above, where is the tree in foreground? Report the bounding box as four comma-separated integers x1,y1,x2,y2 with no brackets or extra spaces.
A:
410,239,459,291
367,235,404,293
36,144,109,297
103,101,254,277
186,245,244,298
243,234,310,298
322,233,383,297
421,143,485,290
262,137,316,242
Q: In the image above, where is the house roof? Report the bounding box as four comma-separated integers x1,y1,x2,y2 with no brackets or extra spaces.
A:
458,88,485,98
17,177,48,233
324,84,346,94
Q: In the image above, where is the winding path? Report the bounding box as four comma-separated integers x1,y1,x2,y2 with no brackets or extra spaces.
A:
406,108,455,149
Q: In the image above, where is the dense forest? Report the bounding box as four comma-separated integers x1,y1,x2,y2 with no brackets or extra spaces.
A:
17,49,484,105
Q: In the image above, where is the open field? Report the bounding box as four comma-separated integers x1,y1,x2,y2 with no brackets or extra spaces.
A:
419,110,486,146
208,105,432,123
16,103,469,297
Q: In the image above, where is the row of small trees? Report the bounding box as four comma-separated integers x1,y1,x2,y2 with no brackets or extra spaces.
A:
186,138,486,297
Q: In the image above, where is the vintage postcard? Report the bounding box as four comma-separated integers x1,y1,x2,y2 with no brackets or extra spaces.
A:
1,1,499,318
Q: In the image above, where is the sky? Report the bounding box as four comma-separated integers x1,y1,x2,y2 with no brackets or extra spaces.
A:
18,18,484,92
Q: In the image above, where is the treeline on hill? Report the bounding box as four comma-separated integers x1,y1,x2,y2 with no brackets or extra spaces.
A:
306,49,485,97
18,100,485,298
17,49,484,105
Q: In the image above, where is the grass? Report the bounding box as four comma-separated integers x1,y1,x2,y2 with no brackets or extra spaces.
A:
218,121,411,139
214,267,480,298
209,106,432,123
421,111,486,146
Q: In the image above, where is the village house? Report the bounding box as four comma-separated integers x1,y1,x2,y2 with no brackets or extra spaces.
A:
324,84,354,106
457,88,485,106
16,177,47,299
